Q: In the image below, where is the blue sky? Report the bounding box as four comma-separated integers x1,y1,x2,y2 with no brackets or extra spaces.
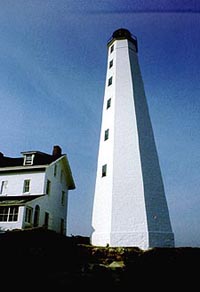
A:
0,1,199,247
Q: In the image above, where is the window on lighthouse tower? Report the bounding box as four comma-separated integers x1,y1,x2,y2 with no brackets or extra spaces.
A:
110,45,114,53
109,59,113,68
106,98,111,109
102,164,107,177
108,77,112,86
104,129,109,141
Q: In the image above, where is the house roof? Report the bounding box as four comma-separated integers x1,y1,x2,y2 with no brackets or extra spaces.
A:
0,151,61,167
61,155,76,190
0,195,44,206
0,145,76,190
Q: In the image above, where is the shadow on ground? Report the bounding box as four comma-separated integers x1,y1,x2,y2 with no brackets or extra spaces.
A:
0,228,199,288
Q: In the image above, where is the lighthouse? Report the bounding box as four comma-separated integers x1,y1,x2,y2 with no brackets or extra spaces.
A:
91,28,174,249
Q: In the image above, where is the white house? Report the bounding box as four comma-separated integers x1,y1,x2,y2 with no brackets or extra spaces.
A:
0,145,75,235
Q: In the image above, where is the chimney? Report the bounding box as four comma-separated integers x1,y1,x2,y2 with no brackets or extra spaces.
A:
52,145,62,157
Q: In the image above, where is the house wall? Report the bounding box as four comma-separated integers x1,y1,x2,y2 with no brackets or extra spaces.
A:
44,160,69,234
0,171,45,196
25,160,69,234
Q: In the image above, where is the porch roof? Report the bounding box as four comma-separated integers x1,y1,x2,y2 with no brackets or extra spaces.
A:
0,195,44,206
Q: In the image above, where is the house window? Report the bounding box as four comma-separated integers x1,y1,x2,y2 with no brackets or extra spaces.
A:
108,77,112,86
60,218,64,235
9,206,18,221
109,59,113,68
44,212,49,228
110,45,114,53
0,206,19,222
0,181,8,194
25,207,33,223
24,154,34,166
106,98,111,109
33,205,40,227
54,164,57,177
46,179,51,195
23,179,30,193
102,164,107,177
0,207,8,221
61,191,65,206
60,170,64,183
104,129,109,141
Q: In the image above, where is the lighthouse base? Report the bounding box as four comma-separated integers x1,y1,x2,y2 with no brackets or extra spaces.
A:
91,231,174,250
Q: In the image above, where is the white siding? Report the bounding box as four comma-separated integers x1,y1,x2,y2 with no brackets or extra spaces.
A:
0,171,45,196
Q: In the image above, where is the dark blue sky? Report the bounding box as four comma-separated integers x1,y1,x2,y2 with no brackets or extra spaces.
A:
0,1,199,247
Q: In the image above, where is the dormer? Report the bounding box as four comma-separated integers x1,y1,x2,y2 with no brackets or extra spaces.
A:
21,151,36,166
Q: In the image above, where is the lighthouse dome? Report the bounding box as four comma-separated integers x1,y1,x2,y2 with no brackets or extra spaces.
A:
112,28,131,39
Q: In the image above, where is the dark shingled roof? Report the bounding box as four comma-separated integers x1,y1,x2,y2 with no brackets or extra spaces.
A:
0,151,63,167
0,156,23,167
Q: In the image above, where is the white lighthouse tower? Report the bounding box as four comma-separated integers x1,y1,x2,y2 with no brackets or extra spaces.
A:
91,28,174,249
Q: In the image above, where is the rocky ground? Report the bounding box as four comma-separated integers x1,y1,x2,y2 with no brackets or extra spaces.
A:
0,228,199,289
